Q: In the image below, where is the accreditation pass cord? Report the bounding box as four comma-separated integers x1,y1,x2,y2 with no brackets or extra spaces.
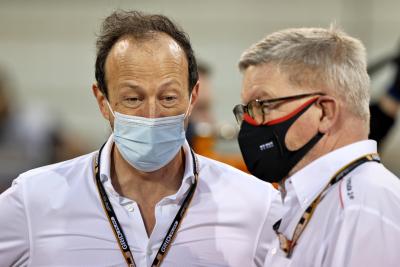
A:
273,153,380,258
94,143,199,267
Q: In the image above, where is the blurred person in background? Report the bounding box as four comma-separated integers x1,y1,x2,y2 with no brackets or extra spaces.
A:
185,62,215,146
369,48,400,146
234,26,400,266
0,68,85,193
0,10,281,266
187,62,248,171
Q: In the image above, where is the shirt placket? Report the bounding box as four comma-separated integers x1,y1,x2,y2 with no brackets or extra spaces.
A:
113,193,149,267
146,199,181,267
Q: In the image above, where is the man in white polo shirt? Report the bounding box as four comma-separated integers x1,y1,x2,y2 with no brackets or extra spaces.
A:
234,26,400,266
0,10,281,267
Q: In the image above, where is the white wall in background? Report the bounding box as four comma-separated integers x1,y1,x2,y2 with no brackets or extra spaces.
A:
0,0,399,173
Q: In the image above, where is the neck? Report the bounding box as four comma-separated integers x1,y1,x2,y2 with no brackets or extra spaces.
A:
111,144,186,236
281,120,368,195
111,144,185,204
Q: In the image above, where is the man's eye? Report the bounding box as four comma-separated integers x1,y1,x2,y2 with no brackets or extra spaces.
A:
122,97,141,108
164,96,177,101
160,95,179,107
126,97,139,102
261,103,273,113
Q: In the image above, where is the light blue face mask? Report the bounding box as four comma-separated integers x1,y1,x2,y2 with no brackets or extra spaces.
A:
107,101,190,172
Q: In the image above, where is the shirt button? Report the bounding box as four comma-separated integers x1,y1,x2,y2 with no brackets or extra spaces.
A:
271,248,277,255
128,205,134,212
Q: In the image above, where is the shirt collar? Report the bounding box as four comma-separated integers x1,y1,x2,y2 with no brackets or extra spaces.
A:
284,140,378,210
98,134,196,204
161,139,196,203
99,134,113,184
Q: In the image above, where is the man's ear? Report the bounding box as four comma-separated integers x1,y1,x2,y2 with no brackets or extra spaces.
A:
316,95,340,134
92,83,111,121
186,81,200,117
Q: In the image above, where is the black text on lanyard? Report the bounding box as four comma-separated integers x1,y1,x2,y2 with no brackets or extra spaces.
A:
94,143,199,267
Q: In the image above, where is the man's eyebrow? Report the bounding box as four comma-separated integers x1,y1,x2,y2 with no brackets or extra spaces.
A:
118,82,144,92
246,89,273,101
159,79,182,89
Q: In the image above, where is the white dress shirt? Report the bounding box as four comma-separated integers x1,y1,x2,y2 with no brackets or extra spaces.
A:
0,135,282,267
263,140,400,267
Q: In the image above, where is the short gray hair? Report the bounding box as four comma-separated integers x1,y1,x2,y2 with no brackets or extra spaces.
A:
239,26,370,122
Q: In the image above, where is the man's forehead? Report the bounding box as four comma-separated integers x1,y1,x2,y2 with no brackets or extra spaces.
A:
113,38,131,56
105,35,187,73
241,64,285,100
104,33,189,96
111,33,183,56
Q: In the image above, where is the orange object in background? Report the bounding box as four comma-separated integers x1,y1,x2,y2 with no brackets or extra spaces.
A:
192,135,280,189
192,135,248,172
189,62,278,188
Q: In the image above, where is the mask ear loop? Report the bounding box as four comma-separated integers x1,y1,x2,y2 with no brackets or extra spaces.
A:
106,101,116,118
184,94,193,119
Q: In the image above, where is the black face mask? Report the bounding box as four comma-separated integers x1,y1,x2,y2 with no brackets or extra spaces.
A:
238,100,323,183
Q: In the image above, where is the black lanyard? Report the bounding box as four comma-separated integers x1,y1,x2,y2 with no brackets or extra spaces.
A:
273,153,380,258
94,143,199,267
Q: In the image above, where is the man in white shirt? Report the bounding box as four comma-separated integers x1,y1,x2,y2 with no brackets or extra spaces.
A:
0,10,281,267
233,26,400,266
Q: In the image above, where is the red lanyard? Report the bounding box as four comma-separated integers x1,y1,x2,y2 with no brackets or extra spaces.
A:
274,153,380,258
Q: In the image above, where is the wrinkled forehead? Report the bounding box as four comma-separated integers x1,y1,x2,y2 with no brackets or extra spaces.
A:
241,63,300,102
107,33,187,67
104,34,189,92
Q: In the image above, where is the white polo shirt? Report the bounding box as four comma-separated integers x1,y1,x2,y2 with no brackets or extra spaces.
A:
263,140,400,267
0,135,282,267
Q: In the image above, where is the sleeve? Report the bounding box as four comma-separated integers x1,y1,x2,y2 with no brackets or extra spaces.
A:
0,178,30,266
324,206,400,267
253,186,283,267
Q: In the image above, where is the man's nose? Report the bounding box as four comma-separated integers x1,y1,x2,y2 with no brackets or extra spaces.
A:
144,98,159,118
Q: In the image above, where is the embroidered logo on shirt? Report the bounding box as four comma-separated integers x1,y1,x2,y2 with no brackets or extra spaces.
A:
346,177,354,200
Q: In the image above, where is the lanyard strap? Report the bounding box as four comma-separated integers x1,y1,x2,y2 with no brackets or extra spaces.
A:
274,153,380,258
94,143,199,267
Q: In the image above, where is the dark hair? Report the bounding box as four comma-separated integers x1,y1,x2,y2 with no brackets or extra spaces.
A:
95,10,198,98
